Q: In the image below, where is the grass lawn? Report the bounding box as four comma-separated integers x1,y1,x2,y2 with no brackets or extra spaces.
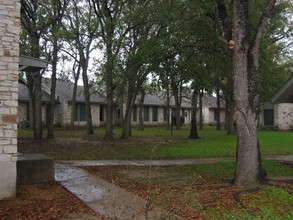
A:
18,126,293,160
17,126,292,219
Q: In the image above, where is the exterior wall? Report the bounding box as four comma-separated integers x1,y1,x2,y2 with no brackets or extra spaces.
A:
197,107,209,125
18,102,27,122
130,106,192,126
274,103,293,131
0,0,20,199
208,108,226,125
62,101,71,125
62,102,100,127
91,104,100,127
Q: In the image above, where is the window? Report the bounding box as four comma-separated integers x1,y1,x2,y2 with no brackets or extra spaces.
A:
153,107,158,121
163,107,168,122
264,109,274,126
100,105,104,122
152,107,158,121
133,106,137,121
214,109,219,121
144,106,149,121
75,103,86,121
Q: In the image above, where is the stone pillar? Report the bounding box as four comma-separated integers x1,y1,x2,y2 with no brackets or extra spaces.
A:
0,0,20,199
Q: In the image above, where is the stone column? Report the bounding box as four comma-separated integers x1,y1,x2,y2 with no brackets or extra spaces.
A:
0,0,20,199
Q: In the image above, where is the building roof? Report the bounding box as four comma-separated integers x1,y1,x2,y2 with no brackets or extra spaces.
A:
18,83,51,102
18,78,106,104
137,92,192,108
43,79,106,104
202,94,225,109
271,75,293,104
19,55,47,72
19,78,226,109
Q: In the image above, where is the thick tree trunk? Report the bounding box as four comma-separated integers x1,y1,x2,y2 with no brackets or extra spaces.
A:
232,0,269,185
33,72,43,139
189,89,200,139
226,97,236,135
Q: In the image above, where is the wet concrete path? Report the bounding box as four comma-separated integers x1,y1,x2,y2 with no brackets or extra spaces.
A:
57,155,293,167
55,156,293,219
55,163,181,220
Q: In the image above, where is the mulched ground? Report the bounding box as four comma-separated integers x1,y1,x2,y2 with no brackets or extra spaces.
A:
83,165,293,220
0,182,102,220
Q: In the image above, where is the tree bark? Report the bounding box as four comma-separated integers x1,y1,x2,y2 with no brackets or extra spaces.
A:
216,88,221,130
225,95,236,135
26,72,34,129
138,89,145,131
33,72,43,139
231,0,275,185
189,89,200,139
199,89,203,129
47,38,58,139
121,90,137,139
166,85,171,130
104,47,114,139
82,61,93,135
70,65,80,129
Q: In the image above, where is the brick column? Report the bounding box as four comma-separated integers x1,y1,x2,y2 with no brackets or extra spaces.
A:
0,0,20,199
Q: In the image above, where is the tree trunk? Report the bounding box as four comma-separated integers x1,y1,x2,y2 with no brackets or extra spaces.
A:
189,89,200,139
26,72,34,129
121,91,136,139
82,66,93,135
47,39,58,139
226,96,236,135
166,85,171,130
231,0,271,185
175,99,181,129
70,66,80,129
137,89,145,131
104,43,115,140
199,89,203,129
33,72,43,139
216,88,221,130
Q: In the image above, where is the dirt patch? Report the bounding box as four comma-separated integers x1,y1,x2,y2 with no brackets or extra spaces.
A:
0,182,102,220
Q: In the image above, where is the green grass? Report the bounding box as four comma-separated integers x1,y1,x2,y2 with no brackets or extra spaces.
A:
206,185,293,220
18,126,293,159
169,160,293,178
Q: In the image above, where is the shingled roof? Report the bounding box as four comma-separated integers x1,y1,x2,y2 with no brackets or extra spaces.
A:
18,78,106,104
271,75,293,104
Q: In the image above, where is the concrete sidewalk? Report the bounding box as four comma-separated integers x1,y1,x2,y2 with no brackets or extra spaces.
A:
55,163,182,220
57,155,293,167
55,156,293,219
